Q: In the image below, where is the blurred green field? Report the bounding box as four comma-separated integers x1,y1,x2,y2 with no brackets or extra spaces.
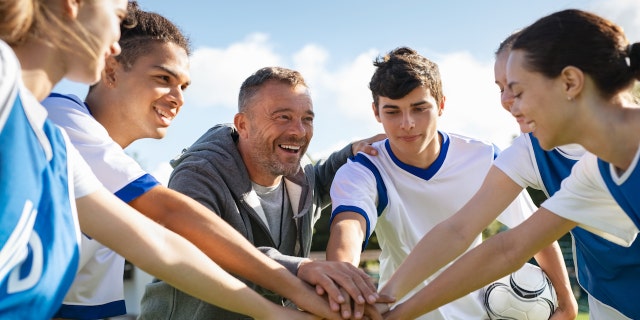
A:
576,313,589,320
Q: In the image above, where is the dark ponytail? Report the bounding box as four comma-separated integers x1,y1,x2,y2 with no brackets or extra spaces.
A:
629,42,640,80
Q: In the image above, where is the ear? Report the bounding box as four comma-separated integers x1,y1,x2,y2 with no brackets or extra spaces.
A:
438,95,446,116
372,102,381,123
234,112,248,138
559,66,584,99
102,56,119,87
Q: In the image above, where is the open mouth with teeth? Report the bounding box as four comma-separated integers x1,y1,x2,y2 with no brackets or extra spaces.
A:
280,144,301,154
154,106,175,126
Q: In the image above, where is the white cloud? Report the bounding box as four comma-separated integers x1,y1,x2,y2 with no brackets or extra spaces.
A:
186,33,282,109
590,0,640,41
138,39,520,171
437,51,519,150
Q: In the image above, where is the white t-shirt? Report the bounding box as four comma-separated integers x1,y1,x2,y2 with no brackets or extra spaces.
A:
331,132,536,320
42,94,159,318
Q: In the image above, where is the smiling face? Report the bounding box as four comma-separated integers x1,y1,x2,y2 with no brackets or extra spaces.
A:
374,85,443,168
92,41,190,147
507,50,574,150
236,80,314,186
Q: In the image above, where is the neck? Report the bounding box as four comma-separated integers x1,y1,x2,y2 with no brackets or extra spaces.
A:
237,139,283,187
390,133,442,169
575,99,640,171
13,40,65,101
85,90,132,149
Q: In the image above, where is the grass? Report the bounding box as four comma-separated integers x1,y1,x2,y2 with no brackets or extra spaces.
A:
576,313,589,319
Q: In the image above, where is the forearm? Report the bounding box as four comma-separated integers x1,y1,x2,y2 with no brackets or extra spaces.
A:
326,213,367,266
380,220,474,301
77,189,285,319
134,187,338,318
388,209,577,319
383,167,524,301
387,231,526,320
533,241,578,318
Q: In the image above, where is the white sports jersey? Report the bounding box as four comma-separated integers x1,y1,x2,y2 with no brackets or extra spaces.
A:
543,152,639,247
331,132,536,320
0,40,100,319
42,94,160,318
495,133,640,319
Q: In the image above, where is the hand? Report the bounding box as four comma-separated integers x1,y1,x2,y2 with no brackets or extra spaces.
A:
298,260,379,319
351,134,386,157
360,294,396,320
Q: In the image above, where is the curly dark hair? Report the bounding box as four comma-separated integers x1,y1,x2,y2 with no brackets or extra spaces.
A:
369,47,443,109
116,1,191,71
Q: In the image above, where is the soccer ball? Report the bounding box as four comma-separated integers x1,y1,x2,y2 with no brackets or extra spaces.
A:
483,263,558,320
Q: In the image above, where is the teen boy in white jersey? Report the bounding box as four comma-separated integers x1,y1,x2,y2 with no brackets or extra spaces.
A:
326,47,570,319
42,3,373,319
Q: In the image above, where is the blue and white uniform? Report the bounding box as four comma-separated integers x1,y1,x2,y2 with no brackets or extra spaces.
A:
0,40,100,319
41,94,160,318
494,132,640,319
331,132,536,320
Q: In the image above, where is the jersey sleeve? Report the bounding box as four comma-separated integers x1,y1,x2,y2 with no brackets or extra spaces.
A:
330,157,380,248
67,140,101,199
493,134,541,190
543,153,639,246
495,188,537,229
43,95,159,201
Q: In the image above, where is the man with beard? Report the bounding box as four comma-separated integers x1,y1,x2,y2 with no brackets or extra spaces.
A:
139,66,387,320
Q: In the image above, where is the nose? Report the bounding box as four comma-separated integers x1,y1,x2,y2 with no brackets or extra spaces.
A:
168,86,185,109
401,112,415,130
288,118,307,137
509,98,522,118
501,88,514,112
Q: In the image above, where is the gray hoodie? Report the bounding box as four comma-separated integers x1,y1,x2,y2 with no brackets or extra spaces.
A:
138,124,353,320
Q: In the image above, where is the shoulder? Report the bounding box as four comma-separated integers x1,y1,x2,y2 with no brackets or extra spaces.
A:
42,93,87,112
445,132,499,157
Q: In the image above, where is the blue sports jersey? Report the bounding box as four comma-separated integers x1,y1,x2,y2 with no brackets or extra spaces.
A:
0,67,80,318
530,133,640,319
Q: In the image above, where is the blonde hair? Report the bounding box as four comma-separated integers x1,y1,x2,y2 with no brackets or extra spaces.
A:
1,0,102,63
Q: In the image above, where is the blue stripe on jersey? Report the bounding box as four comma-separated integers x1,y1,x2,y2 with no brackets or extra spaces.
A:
598,158,640,228
0,95,79,318
385,131,450,180
54,299,126,319
351,154,388,215
114,173,160,203
571,226,640,318
48,92,86,110
529,133,576,196
330,205,372,251
530,133,640,318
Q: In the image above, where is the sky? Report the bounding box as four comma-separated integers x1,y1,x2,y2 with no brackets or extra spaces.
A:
54,0,640,184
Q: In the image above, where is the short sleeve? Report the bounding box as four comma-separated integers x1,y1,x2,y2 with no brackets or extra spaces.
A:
543,153,638,246
494,134,541,190
330,157,381,243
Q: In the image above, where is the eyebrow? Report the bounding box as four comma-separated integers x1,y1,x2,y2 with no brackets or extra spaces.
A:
381,100,429,109
272,108,315,117
153,65,191,86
